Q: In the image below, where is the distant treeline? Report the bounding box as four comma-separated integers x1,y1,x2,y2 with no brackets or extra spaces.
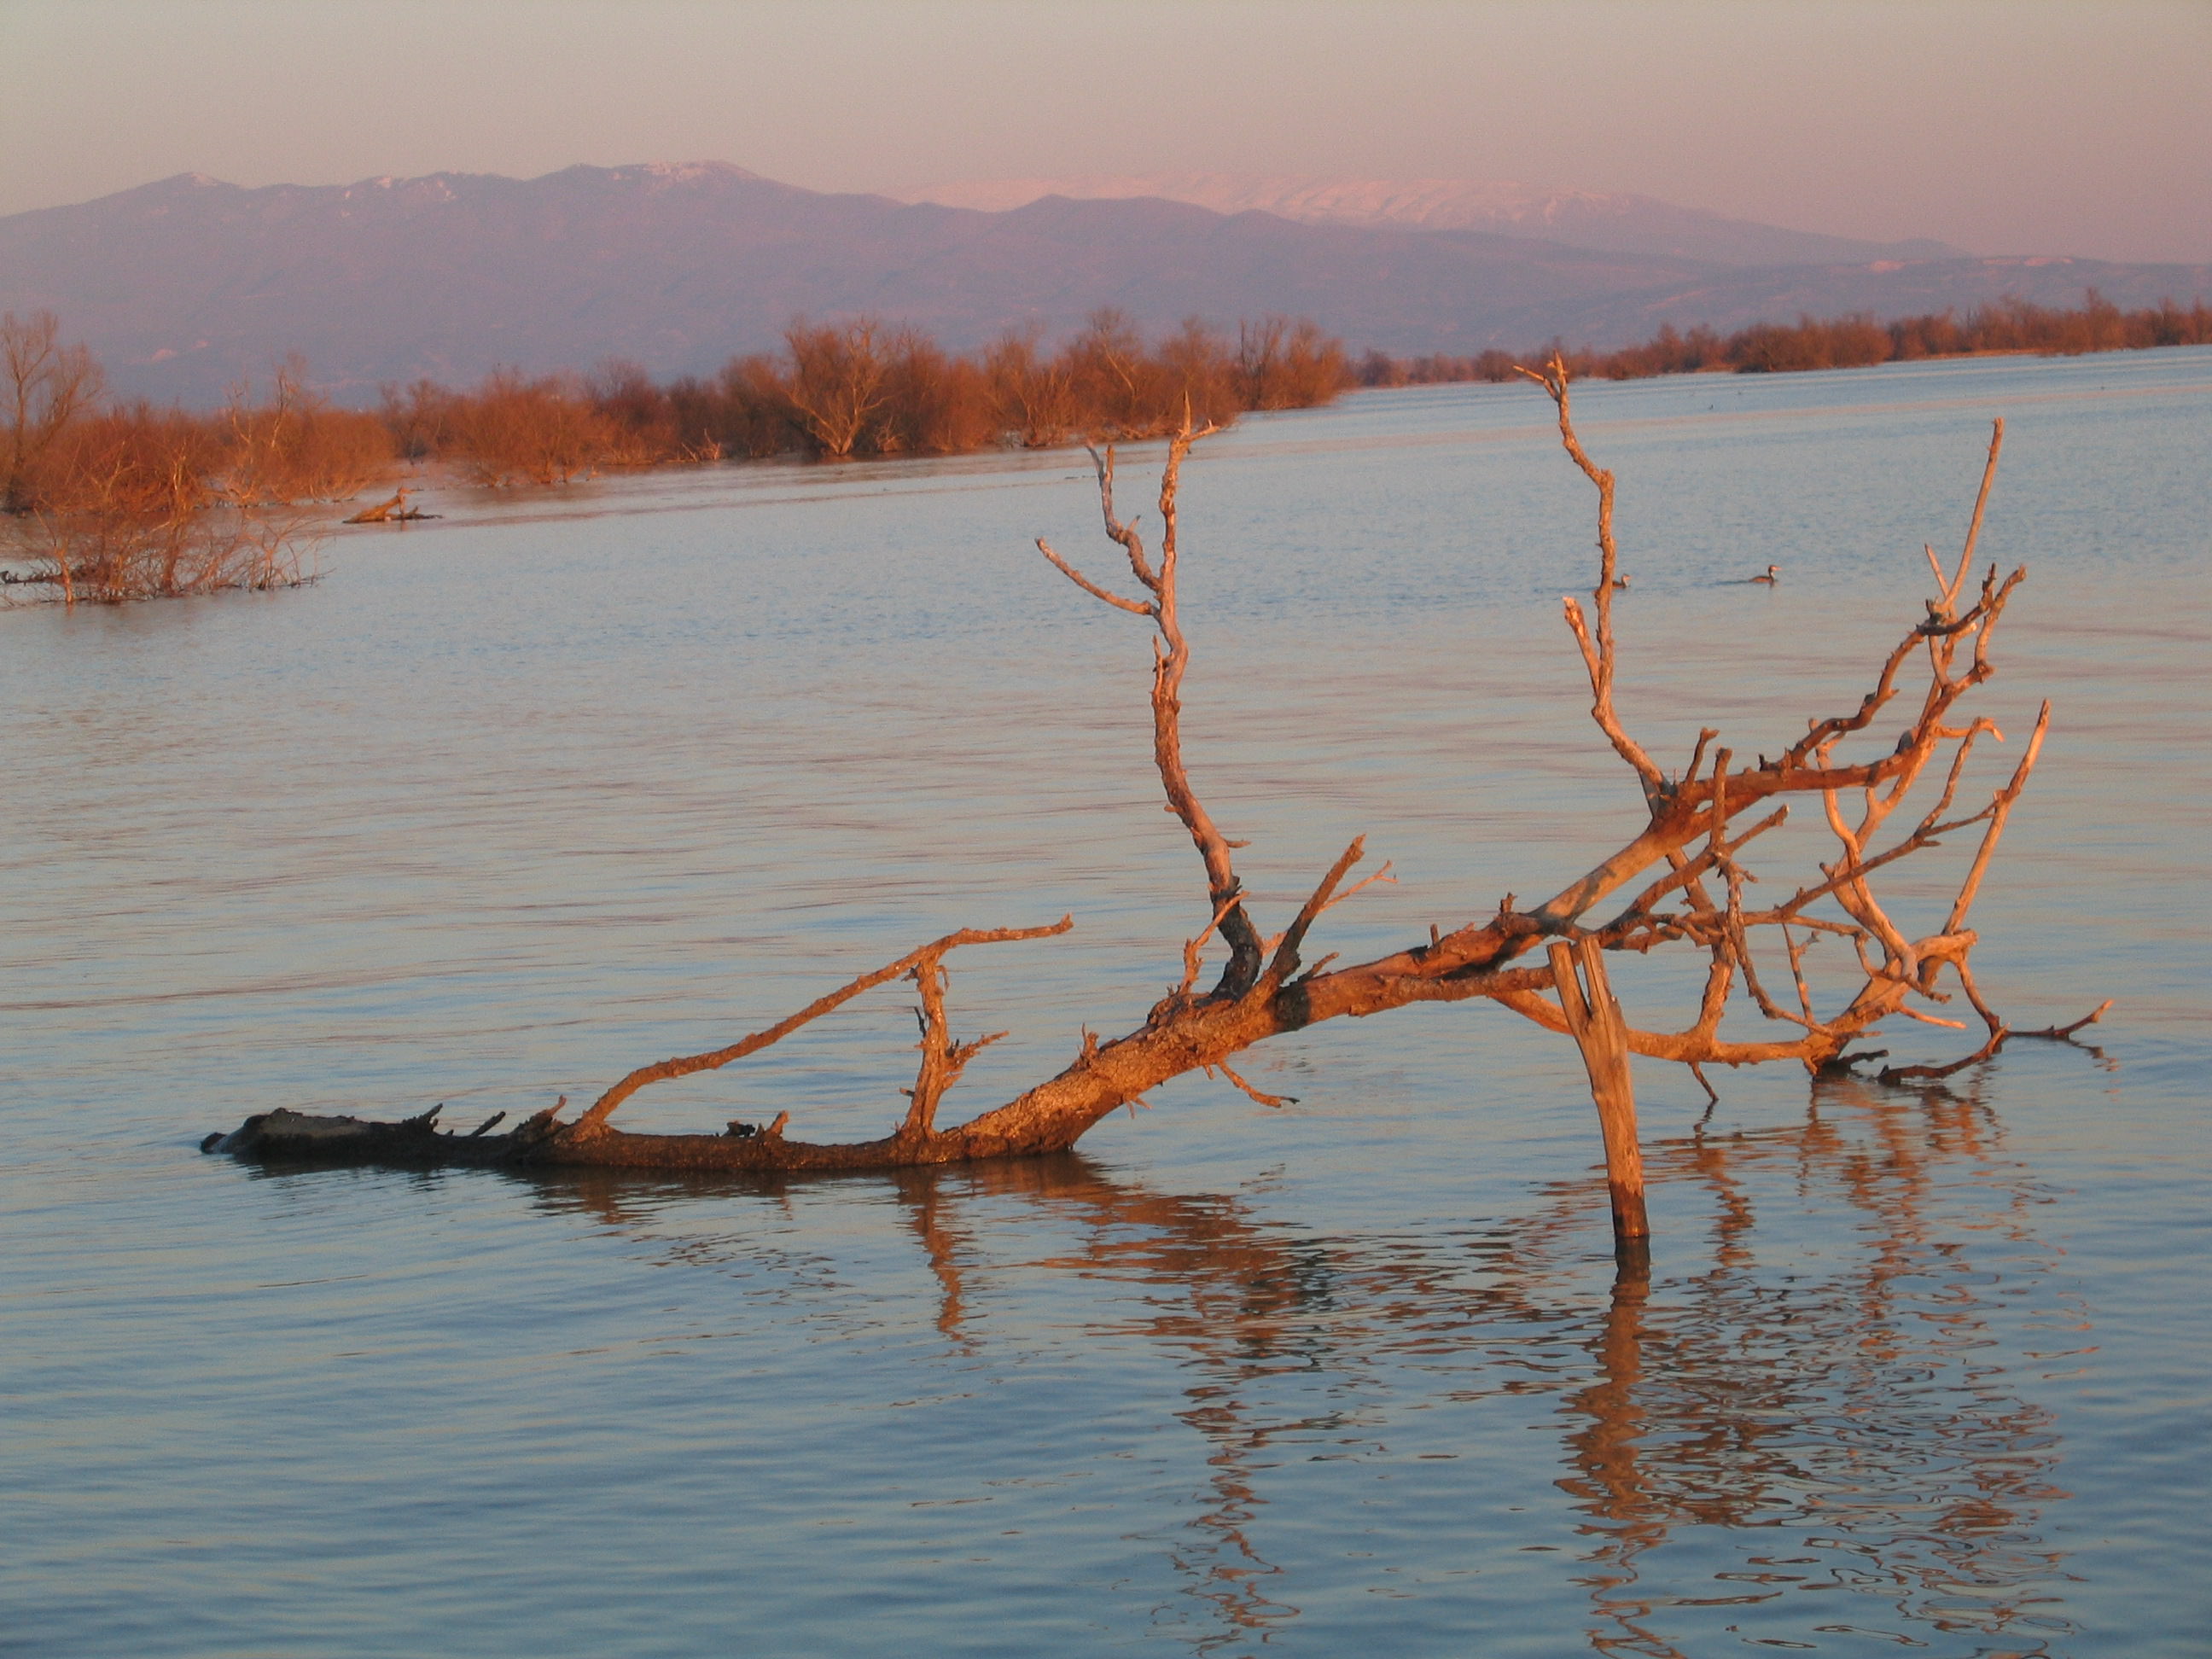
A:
384,312,1348,485
1353,291,2212,387
3,308,1346,517
9,290,2210,605
2,309,1344,599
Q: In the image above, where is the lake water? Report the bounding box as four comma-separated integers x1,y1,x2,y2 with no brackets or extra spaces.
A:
5,350,2208,1656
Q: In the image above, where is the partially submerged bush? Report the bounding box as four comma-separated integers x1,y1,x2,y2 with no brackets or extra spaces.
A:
2,317,381,604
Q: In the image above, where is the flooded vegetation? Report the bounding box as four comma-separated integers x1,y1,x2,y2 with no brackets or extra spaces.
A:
3,307,1346,602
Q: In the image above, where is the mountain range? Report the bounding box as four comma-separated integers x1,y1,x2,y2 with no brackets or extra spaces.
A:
900,173,1969,267
3,161,2203,407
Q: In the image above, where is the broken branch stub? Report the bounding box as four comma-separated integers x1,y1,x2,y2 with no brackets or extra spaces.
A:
1550,938,1649,1249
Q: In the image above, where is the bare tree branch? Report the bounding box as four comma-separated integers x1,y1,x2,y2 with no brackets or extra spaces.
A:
1515,353,1667,800
568,917,1072,1137
214,381,2098,1180
1039,427,1263,997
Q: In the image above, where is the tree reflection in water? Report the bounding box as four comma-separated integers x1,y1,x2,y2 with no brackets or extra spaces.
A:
1546,1074,2076,1656
530,1071,2081,1656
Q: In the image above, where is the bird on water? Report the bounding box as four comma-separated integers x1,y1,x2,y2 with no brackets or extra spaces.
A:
1750,564,1779,584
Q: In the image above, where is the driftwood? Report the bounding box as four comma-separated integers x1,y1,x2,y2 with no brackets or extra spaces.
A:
343,487,438,525
210,360,2106,1208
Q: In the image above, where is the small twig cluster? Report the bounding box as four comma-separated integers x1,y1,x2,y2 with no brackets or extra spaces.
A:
1495,359,2102,1083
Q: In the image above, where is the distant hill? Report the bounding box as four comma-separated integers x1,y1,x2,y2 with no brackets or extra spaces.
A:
904,172,1970,267
3,163,2203,407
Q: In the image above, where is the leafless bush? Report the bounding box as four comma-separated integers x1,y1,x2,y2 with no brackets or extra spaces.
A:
222,355,395,504
983,327,1081,449
377,379,457,462
875,333,996,456
442,369,618,486
9,403,319,602
587,358,683,466
782,318,893,459
4,321,340,605
1237,316,1349,409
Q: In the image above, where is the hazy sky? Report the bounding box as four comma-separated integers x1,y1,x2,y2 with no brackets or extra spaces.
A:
3,0,2207,261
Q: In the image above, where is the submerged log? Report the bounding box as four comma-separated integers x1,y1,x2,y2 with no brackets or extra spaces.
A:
343,487,439,525
205,375,2109,1229
344,491,405,524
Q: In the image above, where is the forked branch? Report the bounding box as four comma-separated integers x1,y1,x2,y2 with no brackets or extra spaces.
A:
1483,391,2081,1083
1038,424,1263,997
901,961,1010,1138
1516,354,1665,800
568,917,1071,1138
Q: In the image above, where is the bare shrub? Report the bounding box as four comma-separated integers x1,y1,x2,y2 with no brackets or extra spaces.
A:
1236,316,1347,410
443,370,616,486
588,359,681,466
718,353,804,458
875,332,996,456
11,402,319,602
1155,318,1242,427
378,379,457,462
783,318,892,459
222,355,395,504
1062,308,1178,438
984,327,1080,449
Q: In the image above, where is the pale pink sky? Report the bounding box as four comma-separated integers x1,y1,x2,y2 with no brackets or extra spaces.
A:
3,0,2207,261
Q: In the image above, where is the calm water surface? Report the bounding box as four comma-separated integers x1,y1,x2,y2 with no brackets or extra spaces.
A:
5,351,2209,1656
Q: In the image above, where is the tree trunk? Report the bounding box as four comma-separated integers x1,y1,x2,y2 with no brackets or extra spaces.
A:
1551,938,1649,1254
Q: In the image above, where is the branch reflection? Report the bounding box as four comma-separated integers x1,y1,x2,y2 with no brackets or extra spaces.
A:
1542,1074,2077,1656
523,1071,2081,1655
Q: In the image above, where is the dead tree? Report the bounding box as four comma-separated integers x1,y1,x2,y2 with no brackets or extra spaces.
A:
212,359,2105,1217
3,310,104,515
781,318,894,459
